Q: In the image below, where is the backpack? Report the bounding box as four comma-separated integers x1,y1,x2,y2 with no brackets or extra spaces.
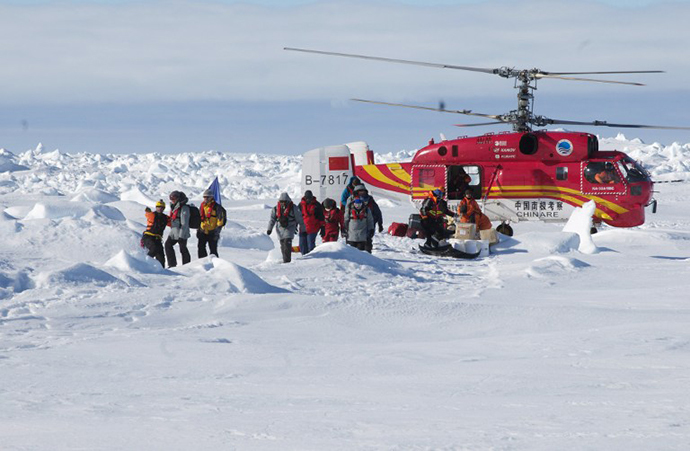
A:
216,204,227,229
277,201,292,227
188,204,201,229
387,222,408,237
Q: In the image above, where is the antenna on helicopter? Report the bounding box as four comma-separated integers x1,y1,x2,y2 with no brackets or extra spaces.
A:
284,47,689,132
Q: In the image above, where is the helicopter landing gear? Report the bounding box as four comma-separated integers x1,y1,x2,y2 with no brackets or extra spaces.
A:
590,226,598,235
496,222,513,237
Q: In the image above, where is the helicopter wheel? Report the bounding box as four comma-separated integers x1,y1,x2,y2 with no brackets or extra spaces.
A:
590,226,598,235
496,222,513,237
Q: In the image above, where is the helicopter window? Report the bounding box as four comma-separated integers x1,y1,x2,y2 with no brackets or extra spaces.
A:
418,168,437,187
452,145,458,157
519,133,538,155
556,167,568,181
438,146,448,156
584,162,620,185
620,158,649,182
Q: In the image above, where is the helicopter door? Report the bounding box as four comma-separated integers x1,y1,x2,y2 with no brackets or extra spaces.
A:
581,161,627,197
411,165,446,202
447,165,481,200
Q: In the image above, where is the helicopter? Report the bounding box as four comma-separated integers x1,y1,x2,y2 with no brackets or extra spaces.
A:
286,47,690,235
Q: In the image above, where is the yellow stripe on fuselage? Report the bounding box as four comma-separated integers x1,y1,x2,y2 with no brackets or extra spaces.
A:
385,163,411,184
360,164,410,191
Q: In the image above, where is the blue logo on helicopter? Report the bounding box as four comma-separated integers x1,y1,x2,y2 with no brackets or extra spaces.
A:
556,139,573,156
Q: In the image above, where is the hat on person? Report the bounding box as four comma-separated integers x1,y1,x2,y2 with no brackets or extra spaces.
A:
304,190,313,199
155,199,166,209
353,198,364,208
354,184,366,192
432,188,444,197
202,189,213,198
464,189,473,197
279,192,291,202
169,190,181,201
323,198,336,209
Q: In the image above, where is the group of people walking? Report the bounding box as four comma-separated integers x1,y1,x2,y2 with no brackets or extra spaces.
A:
142,177,491,267
141,189,226,268
267,177,384,263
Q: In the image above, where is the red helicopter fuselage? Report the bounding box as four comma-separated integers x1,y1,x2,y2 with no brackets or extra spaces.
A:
352,130,654,227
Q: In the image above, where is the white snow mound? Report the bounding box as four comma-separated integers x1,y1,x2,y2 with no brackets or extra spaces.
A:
526,255,590,279
120,187,156,206
70,188,120,203
105,250,173,275
220,221,274,250
36,263,123,287
24,202,91,220
304,241,403,274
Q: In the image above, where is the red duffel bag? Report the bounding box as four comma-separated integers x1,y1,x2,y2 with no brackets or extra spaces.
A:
387,222,408,237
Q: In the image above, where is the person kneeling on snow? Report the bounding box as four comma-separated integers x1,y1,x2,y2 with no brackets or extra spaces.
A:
267,192,306,263
343,198,375,252
198,189,226,259
165,190,191,267
142,199,169,267
321,198,343,242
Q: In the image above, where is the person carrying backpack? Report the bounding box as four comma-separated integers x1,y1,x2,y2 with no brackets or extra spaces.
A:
198,189,226,258
298,190,324,255
267,192,306,263
343,198,375,252
340,176,361,209
321,198,343,243
359,188,383,253
141,199,168,267
165,190,191,267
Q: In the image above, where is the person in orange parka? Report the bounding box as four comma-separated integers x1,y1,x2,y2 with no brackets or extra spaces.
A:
457,189,482,224
142,199,169,267
474,211,493,232
320,198,343,242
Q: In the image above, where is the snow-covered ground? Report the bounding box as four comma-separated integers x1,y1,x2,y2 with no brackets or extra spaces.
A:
1,136,689,450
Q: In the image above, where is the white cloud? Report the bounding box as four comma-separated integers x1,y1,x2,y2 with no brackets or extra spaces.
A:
0,0,688,105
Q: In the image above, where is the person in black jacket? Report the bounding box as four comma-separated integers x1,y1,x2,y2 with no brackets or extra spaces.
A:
359,188,383,253
142,199,169,267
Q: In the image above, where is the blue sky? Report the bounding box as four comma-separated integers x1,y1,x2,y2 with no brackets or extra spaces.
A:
1,0,689,154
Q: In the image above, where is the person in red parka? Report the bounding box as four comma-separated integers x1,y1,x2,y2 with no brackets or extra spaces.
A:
298,190,325,254
320,198,343,242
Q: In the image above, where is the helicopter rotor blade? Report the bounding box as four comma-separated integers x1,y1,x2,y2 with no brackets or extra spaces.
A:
535,74,646,86
351,98,506,121
535,117,690,130
284,47,498,75
454,121,510,128
541,70,664,76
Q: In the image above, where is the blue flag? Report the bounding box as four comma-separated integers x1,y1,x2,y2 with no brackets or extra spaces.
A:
208,177,222,206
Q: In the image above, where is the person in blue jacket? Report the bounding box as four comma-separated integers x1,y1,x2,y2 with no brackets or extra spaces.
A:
340,176,361,209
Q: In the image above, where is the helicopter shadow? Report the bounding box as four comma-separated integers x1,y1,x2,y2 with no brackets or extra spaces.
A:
651,255,689,261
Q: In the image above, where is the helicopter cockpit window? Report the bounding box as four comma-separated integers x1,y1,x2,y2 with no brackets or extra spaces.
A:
584,162,621,185
619,157,650,183
556,167,568,181
448,165,480,200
